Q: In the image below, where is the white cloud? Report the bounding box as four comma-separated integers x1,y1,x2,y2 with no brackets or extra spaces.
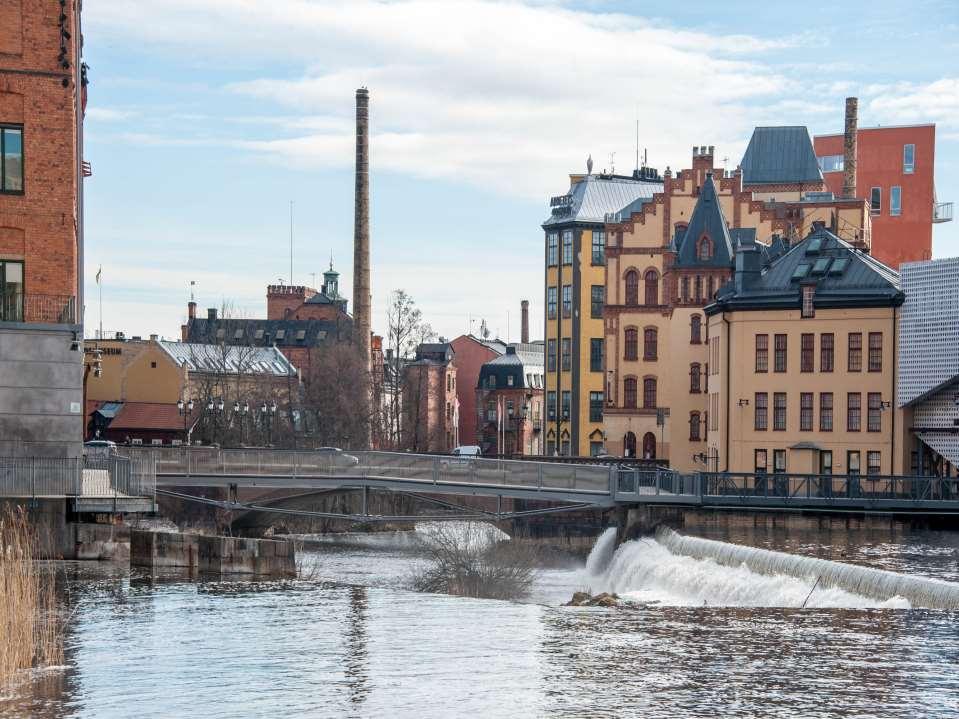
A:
864,78,959,131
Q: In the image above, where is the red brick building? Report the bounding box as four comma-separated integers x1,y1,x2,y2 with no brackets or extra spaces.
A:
449,334,504,449
403,343,458,452
815,120,947,268
0,0,84,318
476,345,544,456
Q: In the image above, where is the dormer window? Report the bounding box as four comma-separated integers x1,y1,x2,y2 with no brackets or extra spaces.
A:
698,235,713,261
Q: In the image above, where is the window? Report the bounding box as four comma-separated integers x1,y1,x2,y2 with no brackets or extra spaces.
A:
755,392,768,431
847,451,861,477
590,441,604,457
820,450,833,475
690,314,702,344
590,338,603,372
689,363,701,393
867,451,881,476
773,450,786,474
847,392,861,432
547,287,557,319
643,328,658,360
644,270,659,306
694,275,703,303
546,440,556,456
681,276,690,303
698,236,712,261
591,230,605,264
625,270,639,306
707,276,715,300
774,334,787,372
547,391,556,420
818,154,844,172
561,439,571,456
546,233,558,266
800,392,813,431
507,375,514,387
689,412,701,441
589,392,603,422
820,333,834,372
624,328,638,360
562,230,573,264
801,285,815,318
848,333,862,372
870,187,881,215
755,334,768,372
561,338,571,371
488,375,496,389
546,339,556,371
591,285,604,319
755,449,768,474
773,393,787,431
0,260,24,322
623,378,637,408
903,144,915,174
643,378,657,409
801,333,814,372
868,393,882,432
890,186,901,217
0,125,24,193
561,391,571,420
820,393,833,431
868,332,882,372
561,285,572,318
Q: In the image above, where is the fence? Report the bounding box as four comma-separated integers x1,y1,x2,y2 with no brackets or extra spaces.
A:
0,294,77,324
0,454,155,500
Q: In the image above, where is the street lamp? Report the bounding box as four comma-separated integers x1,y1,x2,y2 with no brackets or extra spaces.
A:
261,401,277,446
177,398,194,445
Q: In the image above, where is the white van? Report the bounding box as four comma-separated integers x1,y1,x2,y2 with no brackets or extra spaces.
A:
450,445,481,457
442,445,481,470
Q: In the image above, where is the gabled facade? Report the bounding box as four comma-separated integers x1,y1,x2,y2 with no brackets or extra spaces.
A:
475,345,545,456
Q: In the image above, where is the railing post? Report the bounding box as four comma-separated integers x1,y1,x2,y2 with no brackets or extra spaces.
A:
432,456,439,485
538,463,543,491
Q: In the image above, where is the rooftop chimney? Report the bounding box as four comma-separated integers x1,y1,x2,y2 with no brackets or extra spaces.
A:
520,299,529,344
188,300,196,320
843,97,858,198
734,244,762,294
353,88,372,428
207,308,217,321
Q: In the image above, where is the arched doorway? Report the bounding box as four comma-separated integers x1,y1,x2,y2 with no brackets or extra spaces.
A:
642,432,656,460
624,431,637,458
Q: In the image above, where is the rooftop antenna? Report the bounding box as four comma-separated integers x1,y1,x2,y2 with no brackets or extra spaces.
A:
635,112,639,173
289,200,294,286
190,280,195,302
310,272,317,288
609,151,616,175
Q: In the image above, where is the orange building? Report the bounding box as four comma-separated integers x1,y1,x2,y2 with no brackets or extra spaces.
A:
814,106,948,268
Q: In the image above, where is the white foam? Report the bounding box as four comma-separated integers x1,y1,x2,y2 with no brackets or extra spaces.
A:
585,527,618,575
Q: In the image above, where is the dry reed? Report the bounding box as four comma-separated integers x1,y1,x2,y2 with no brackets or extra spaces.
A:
0,506,63,685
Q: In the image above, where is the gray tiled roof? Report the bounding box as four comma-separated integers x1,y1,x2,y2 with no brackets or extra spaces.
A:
740,126,824,186
672,174,735,269
185,317,350,347
158,341,297,376
543,174,662,227
477,347,544,390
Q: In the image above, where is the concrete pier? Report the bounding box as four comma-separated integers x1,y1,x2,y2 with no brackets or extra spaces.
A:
131,530,295,576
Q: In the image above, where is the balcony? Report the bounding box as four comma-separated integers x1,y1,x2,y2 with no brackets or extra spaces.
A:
0,294,77,324
934,202,953,224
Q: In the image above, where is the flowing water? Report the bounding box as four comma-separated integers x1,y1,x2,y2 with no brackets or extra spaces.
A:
4,521,959,718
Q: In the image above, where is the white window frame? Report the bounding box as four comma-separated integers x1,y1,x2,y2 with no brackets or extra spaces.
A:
890,186,902,217
903,144,915,174
817,154,844,173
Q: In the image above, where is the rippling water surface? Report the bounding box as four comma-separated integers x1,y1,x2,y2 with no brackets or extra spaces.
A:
4,523,959,718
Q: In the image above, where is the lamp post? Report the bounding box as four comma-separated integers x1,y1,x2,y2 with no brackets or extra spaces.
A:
177,398,194,446
233,400,250,446
206,397,225,446
261,401,277,447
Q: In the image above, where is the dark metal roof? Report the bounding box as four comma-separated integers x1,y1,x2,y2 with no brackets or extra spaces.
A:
414,343,454,363
185,317,351,348
740,126,824,186
708,227,903,314
671,174,735,269
477,347,544,390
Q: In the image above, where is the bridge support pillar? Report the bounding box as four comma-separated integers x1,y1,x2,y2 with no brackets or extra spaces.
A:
617,504,686,544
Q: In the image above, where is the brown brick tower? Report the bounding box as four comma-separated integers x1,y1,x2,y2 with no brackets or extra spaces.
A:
354,88,372,424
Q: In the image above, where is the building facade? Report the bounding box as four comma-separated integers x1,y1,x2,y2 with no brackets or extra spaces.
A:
0,0,86,456
449,334,505,449
475,345,544,456
705,227,905,476
403,343,458,453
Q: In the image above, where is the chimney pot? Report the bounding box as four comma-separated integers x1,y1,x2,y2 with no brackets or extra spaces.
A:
708,145,714,155
520,299,530,344
188,301,197,321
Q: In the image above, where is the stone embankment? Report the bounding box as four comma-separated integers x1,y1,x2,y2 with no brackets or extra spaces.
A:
131,530,296,577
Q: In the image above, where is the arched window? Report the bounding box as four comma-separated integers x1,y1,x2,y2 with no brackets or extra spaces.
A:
689,412,701,441
642,432,656,460
624,431,637,458
624,328,638,360
625,270,639,306
690,363,701,393
644,269,659,306
623,378,638,408
643,328,658,360
643,377,657,408
698,235,713,261
690,314,702,344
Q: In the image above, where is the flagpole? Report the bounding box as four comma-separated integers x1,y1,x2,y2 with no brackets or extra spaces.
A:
97,265,103,341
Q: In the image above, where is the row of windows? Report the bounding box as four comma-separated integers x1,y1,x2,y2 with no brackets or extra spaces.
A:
870,186,903,217
817,144,915,176
543,391,605,423
622,377,657,409
546,285,574,319
755,332,881,373
754,392,884,432
546,338,605,373
755,448,881,476
547,230,606,267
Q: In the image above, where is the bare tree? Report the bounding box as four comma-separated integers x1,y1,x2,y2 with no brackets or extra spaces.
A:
384,290,436,449
302,343,372,449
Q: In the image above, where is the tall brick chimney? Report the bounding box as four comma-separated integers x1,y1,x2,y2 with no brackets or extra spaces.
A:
188,301,196,320
354,88,372,424
520,300,529,344
843,97,858,199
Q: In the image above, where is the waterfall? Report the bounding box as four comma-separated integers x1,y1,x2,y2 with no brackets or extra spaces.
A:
585,527,618,575
655,528,959,610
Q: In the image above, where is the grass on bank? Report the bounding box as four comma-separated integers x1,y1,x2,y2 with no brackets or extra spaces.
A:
0,506,63,685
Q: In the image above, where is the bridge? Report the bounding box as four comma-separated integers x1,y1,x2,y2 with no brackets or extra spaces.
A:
122,447,959,522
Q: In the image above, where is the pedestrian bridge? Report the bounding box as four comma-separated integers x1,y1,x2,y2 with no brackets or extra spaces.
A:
125,447,959,519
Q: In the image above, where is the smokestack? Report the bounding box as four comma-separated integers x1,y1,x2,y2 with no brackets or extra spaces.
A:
843,97,858,198
354,88,372,425
188,301,196,320
520,300,529,344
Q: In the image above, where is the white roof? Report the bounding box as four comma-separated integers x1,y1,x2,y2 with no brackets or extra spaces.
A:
158,341,297,376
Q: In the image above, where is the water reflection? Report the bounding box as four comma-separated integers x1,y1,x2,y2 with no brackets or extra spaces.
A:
343,586,370,709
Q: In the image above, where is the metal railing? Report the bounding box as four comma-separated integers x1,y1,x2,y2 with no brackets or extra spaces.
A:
0,454,155,499
129,446,614,496
933,201,953,223
0,294,77,324
700,472,959,504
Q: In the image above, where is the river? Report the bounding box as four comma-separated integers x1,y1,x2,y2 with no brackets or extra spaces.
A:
3,521,959,718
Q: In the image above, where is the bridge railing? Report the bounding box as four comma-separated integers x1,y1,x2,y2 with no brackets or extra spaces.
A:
0,455,154,500
614,467,701,503
132,447,614,497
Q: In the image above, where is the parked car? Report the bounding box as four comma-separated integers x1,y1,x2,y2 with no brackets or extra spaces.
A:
83,439,118,458
441,445,482,470
314,447,360,467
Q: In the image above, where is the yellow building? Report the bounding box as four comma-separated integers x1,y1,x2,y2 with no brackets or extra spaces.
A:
705,227,906,477
542,165,663,455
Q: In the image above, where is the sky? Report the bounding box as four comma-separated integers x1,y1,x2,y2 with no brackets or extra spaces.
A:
81,0,959,344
